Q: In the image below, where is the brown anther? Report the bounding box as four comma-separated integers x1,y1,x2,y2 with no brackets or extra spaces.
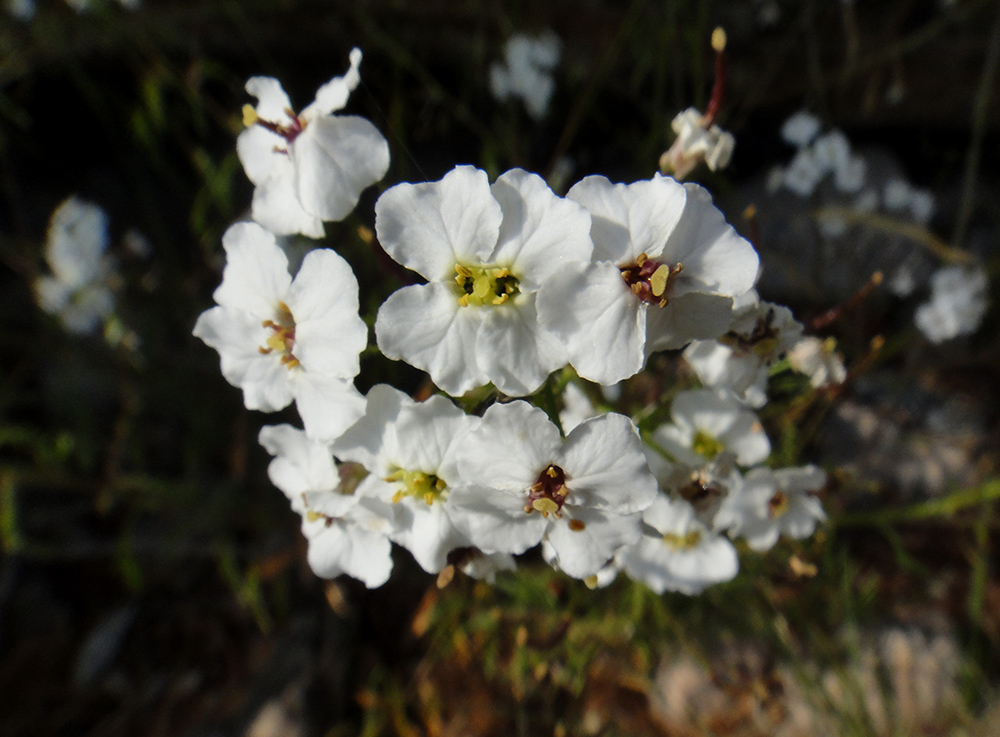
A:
568,519,586,532
768,491,789,518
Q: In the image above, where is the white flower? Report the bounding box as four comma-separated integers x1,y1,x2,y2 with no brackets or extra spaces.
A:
560,382,599,433
914,265,989,343
538,174,759,385
237,48,390,237
780,110,821,148
489,32,561,119
374,166,593,396
259,424,393,588
683,293,804,406
650,388,771,469
782,147,824,197
787,336,847,387
448,401,658,580
659,107,735,180
5,0,34,20
35,196,117,335
715,465,827,551
884,178,935,224
331,385,480,574
619,495,738,595
192,222,366,442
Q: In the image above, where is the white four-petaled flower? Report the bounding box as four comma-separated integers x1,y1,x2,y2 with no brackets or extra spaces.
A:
192,222,366,442
237,48,390,237
374,165,593,396
538,174,759,385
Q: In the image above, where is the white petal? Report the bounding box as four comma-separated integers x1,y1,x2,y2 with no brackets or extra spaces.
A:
545,506,641,579
301,48,362,119
477,297,566,396
293,116,390,222
389,395,469,477
566,175,634,263
236,125,285,186
539,262,646,385
375,283,488,395
293,374,366,444
390,502,468,573
374,166,502,281
664,183,759,297
251,162,326,238
457,400,562,491
332,384,412,473
307,522,393,588
212,222,291,317
644,292,735,354
489,168,592,287
559,413,657,513
244,76,294,124
447,484,548,554
286,249,367,378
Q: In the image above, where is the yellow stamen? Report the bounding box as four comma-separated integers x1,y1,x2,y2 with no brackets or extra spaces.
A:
650,264,672,297
532,498,560,516
242,104,259,127
712,27,727,53
663,530,702,550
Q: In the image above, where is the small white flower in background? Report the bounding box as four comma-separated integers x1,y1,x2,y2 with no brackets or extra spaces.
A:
259,424,394,588
5,0,34,20
780,110,821,149
788,336,847,388
538,174,759,385
192,222,367,442
883,178,935,224
683,291,804,407
619,495,739,595
237,48,390,237
649,388,771,469
444,548,517,584
644,437,743,528
715,465,827,551
559,381,599,433
914,265,989,343
331,385,480,574
659,108,735,181
374,166,592,396
489,32,561,119
448,401,658,580
35,196,117,336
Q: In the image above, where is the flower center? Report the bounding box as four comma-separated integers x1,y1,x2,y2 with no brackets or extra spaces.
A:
677,476,725,513
242,105,306,148
663,530,702,550
691,430,724,460
454,263,521,307
385,468,447,506
768,491,789,518
524,464,568,517
619,252,683,307
259,301,299,369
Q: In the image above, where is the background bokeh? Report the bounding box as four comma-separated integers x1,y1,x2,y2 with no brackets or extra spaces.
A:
2,1,1000,735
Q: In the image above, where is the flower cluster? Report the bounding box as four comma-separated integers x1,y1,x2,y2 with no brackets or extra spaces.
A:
193,43,832,597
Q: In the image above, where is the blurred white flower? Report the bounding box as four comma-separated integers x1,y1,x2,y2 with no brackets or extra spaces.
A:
35,196,117,335
448,401,658,580
237,48,390,237
715,465,827,551
619,495,738,595
5,0,34,20
788,336,847,387
883,178,935,224
660,107,735,180
489,32,561,119
539,174,759,385
374,166,592,396
192,222,366,442
650,388,771,469
259,424,394,588
684,293,804,407
780,110,821,148
914,265,989,343
331,385,479,574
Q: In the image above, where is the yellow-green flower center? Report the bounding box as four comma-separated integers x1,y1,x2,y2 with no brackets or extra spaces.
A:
692,430,724,460
385,468,447,506
768,491,789,518
663,530,702,550
259,301,299,369
454,263,520,307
